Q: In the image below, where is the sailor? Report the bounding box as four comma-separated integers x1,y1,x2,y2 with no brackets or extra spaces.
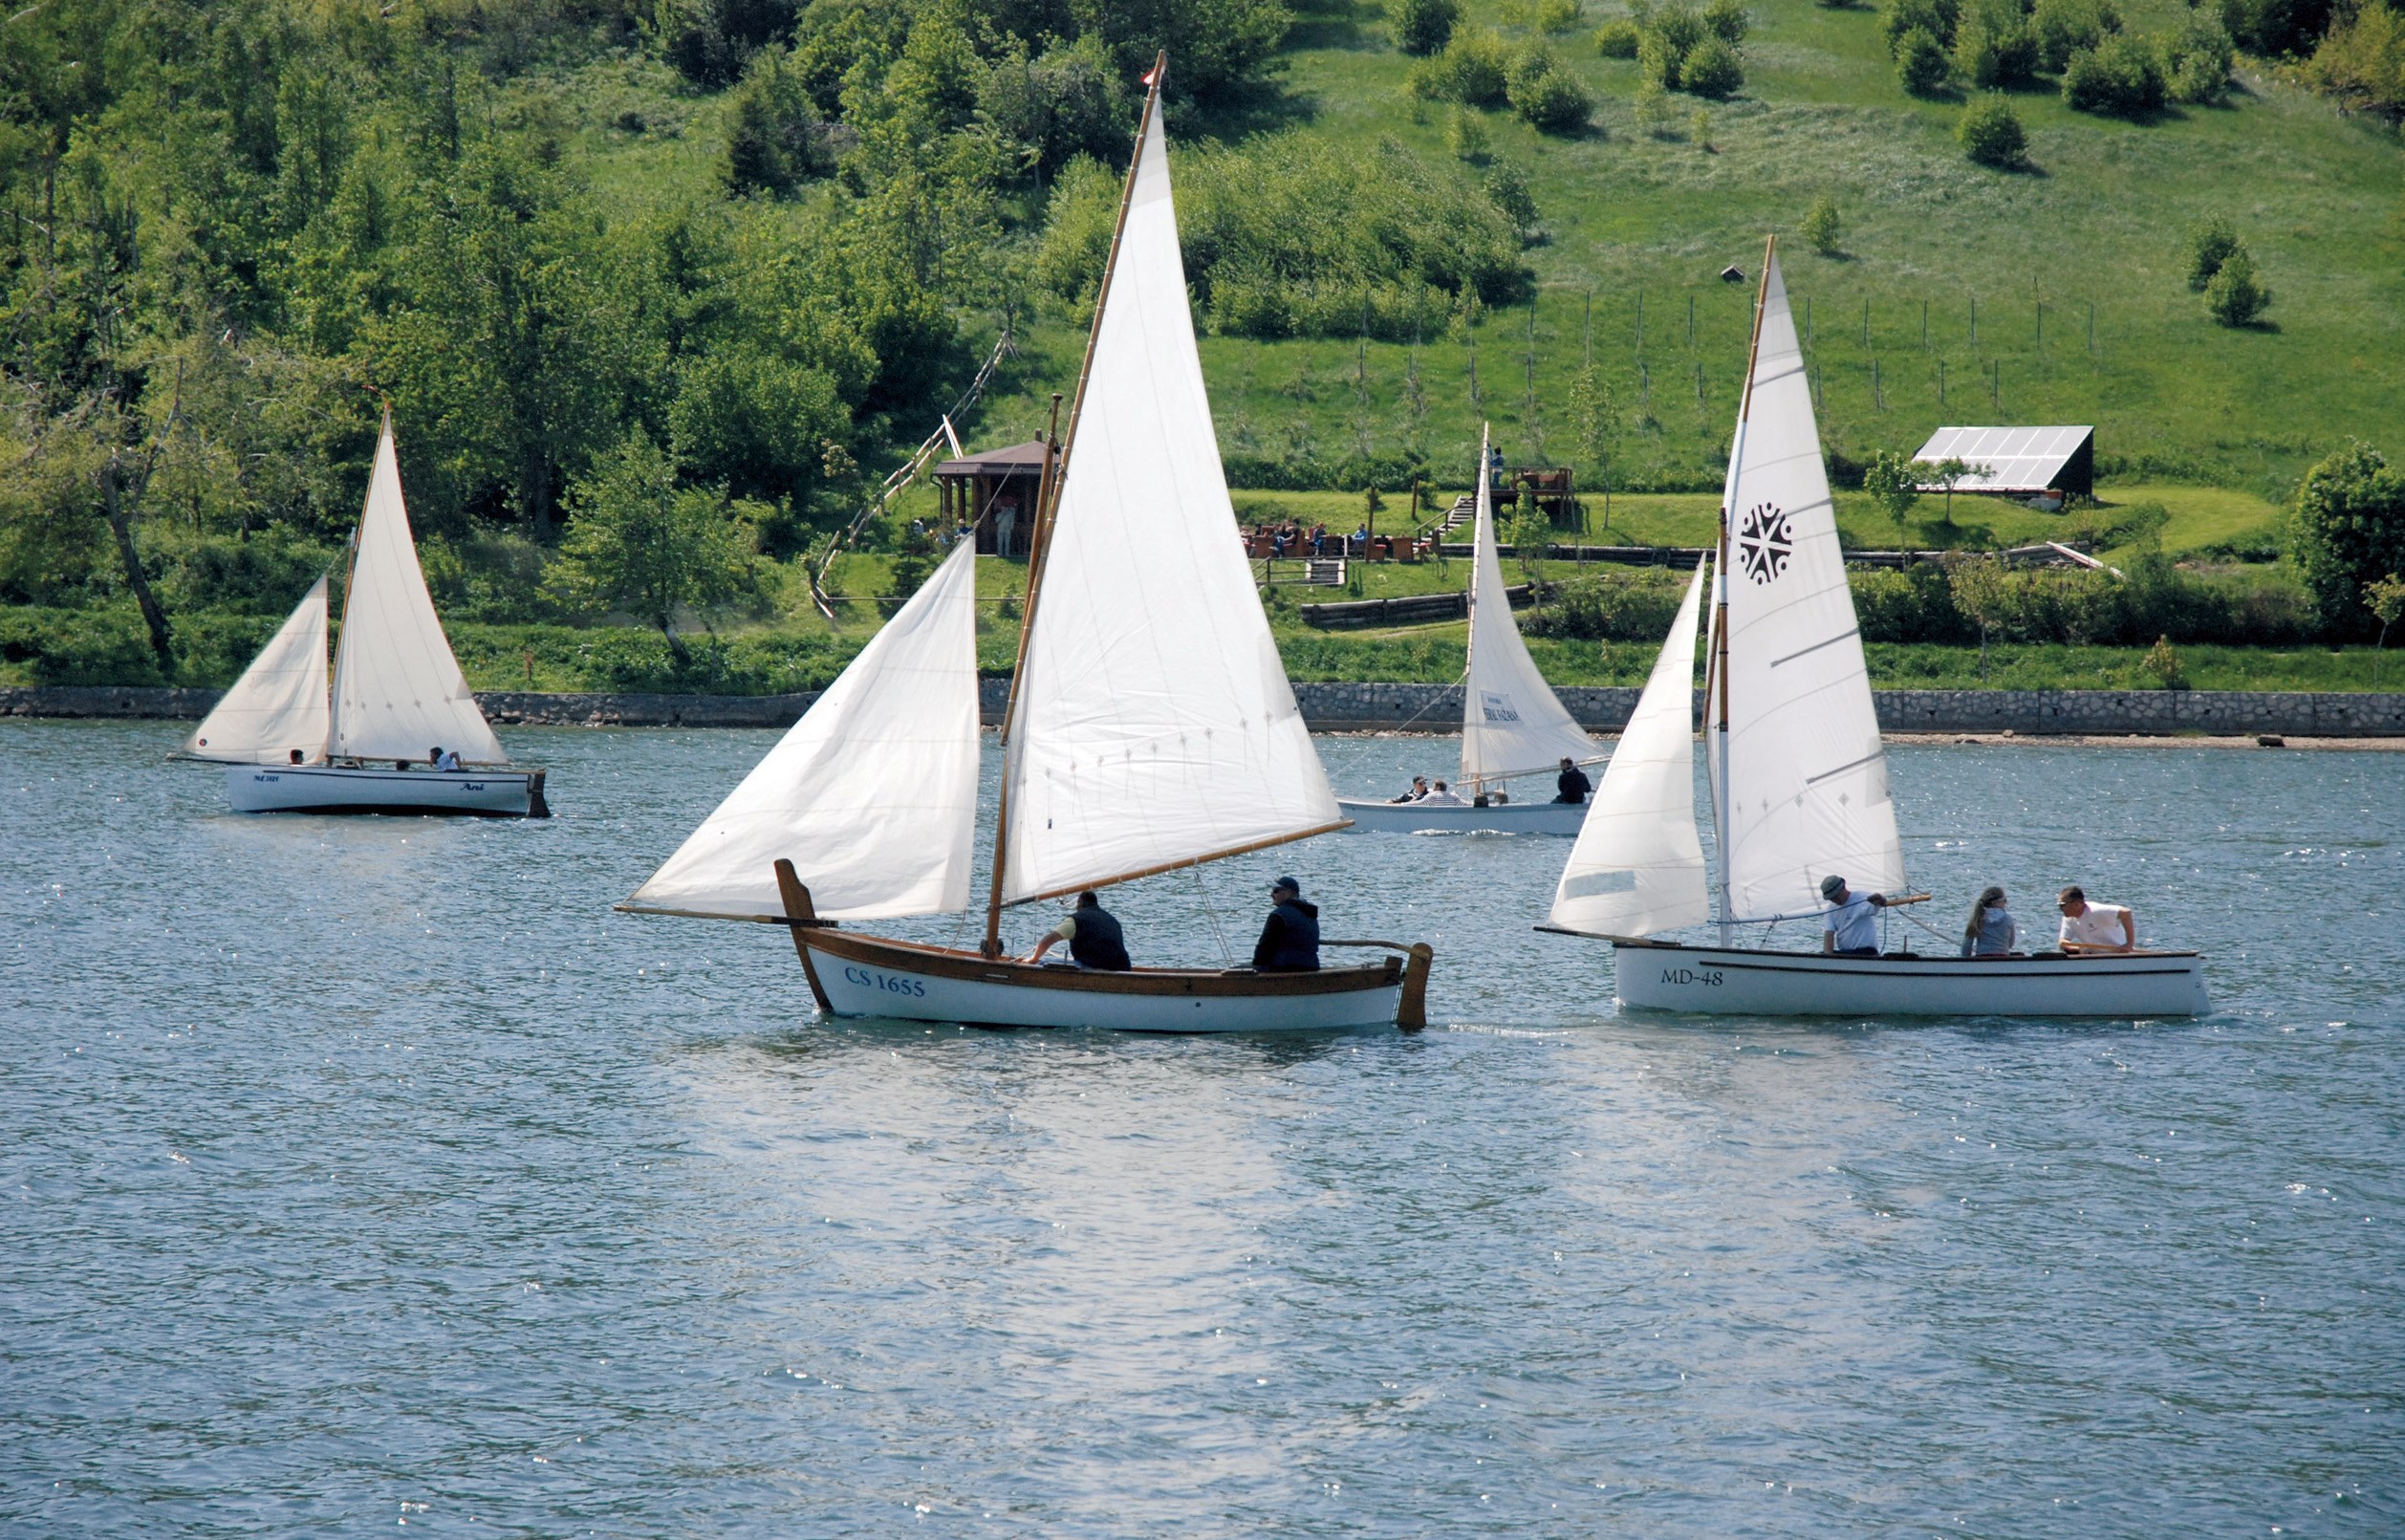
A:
1819,874,1892,956
1418,779,1470,807
1961,886,2022,956
1027,890,1132,970
1252,877,1321,972
430,746,464,772
1389,775,1431,804
2055,885,2136,953
1553,757,1592,805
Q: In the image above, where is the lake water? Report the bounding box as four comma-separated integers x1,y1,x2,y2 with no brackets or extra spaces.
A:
4,720,2400,1537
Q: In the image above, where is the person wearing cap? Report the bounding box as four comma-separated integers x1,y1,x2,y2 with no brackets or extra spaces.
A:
1389,775,1431,804
1819,874,1893,956
1252,876,1321,971
2055,885,2135,954
1027,890,1132,970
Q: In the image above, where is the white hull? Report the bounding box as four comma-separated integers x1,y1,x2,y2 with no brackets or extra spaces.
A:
1607,940,2209,1017
806,942,1403,1031
1337,796,1586,835
228,764,543,817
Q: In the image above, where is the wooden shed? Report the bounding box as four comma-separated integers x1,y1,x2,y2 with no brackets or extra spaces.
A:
933,440,1048,557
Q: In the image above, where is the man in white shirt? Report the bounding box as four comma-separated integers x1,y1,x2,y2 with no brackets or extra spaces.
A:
2056,885,2135,953
1819,874,1892,956
1418,779,1470,807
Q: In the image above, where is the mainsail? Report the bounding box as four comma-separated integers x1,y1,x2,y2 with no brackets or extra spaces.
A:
185,575,330,765
1462,427,1595,787
330,418,507,765
1717,254,1904,919
628,540,981,922
1549,558,1710,937
998,85,1339,905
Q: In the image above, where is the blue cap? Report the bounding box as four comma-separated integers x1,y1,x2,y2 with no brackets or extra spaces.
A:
1270,875,1302,894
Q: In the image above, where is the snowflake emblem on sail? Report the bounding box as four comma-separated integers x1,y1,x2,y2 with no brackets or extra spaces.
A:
1737,503,1792,585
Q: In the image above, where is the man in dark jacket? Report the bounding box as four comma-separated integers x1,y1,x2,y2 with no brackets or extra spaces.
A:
1252,877,1321,971
1553,757,1592,804
1027,891,1132,970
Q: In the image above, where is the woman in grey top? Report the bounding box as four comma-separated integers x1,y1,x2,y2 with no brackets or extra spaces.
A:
1961,886,2022,956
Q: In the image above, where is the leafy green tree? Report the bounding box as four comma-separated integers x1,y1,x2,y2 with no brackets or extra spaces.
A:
1568,363,1619,523
1918,456,1979,522
1801,195,1843,255
1507,42,1596,130
2186,217,2242,291
1884,0,1962,54
1896,27,1955,94
1702,0,1752,44
2302,1,2405,121
1954,0,2040,85
2062,35,2165,116
2033,0,2121,70
2204,248,2271,327
977,34,1127,182
549,432,752,667
1944,553,2014,681
725,48,834,196
2366,574,2405,683
1958,94,2026,166
1595,18,1642,55
2289,441,2405,634
1393,0,1462,54
1409,26,1511,104
1679,34,1746,97
2163,11,2236,102
2219,0,2332,58
1862,449,1922,545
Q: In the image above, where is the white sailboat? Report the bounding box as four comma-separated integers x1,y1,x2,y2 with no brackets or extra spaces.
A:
619,57,1432,1032
1542,242,2206,1018
1338,426,1597,835
189,412,547,817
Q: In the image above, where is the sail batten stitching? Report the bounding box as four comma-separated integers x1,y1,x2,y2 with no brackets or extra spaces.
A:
1768,628,1861,669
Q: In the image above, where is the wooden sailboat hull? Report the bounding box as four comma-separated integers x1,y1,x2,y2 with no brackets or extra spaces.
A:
1337,796,1585,835
791,926,1430,1033
228,764,545,817
1607,938,2210,1017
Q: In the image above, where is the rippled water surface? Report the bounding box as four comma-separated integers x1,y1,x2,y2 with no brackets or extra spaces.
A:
5,720,2401,1537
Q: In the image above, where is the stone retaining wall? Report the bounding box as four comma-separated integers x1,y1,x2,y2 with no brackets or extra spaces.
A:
8,682,2404,736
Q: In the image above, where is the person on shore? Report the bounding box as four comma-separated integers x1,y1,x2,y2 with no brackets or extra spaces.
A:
1554,757,1592,805
1419,779,1469,807
1252,877,1320,971
1961,886,2021,957
1390,775,1431,804
1820,874,1893,956
1027,891,1132,970
2056,886,2136,953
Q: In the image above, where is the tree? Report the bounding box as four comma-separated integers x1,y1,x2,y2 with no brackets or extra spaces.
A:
2186,217,2242,291
2062,35,2166,116
725,49,834,196
548,433,751,668
1801,195,1843,255
1896,27,1955,95
1958,94,2026,167
1569,363,1620,525
1917,456,1981,522
2366,574,2405,685
2289,441,2405,636
1955,0,2041,85
1393,0,1462,54
1679,35,1747,98
2164,11,2236,102
1944,553,2012,682
2205,248,2271,327
2034,0,2121,70
1595,18,1642,56
1862,448,1922,546
1703,0,1752,44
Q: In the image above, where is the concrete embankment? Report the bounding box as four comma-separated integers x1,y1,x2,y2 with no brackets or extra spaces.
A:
7,682,2404,737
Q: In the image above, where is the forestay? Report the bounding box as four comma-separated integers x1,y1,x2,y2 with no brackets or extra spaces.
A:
184,575,330,765
1462,430,1594,786
1549,558,1710,938
329,420,508,766
628,540,982,922
999,93,1338,905
1718,255,1904,919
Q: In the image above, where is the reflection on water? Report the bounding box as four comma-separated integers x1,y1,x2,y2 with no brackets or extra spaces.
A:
2,720,2398,1537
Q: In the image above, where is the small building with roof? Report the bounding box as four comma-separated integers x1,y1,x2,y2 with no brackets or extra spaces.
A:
933,440,1047,556
1910,425,2093,501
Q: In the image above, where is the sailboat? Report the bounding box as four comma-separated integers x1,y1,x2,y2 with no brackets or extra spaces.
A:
1541,242,2206,1018
618,57,1433,1032
187,413,548,818
1337,425,1598,835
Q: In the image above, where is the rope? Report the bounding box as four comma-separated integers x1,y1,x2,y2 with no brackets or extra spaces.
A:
1188,862,1235,966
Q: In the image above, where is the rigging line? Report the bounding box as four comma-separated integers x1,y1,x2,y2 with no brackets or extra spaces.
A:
1188,860,1235,967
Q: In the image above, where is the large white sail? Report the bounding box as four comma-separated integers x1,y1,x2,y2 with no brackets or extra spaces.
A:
1549,558,1710,938
184,575,331,764
628,540,981,922
1462,429,1595,787
999,96,1340,905
329,418,507,765
1719,254,1904,919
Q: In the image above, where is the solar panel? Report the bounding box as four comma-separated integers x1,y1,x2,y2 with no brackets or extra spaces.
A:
1908,425,2091,492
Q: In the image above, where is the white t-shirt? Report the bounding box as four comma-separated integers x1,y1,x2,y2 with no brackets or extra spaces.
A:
1419,789,1470,807
2059,903,2133,948
1824,895,1880,952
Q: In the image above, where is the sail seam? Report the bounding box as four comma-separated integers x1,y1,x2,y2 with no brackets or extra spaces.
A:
1769,627,1861,669
1804,748,1886,786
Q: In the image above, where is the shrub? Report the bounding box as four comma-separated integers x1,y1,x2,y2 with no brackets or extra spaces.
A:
1896,26,1955,93
1957,93,2027,165
1484,161,1543,241
2204,247,2270,326
1954,0,2041,85
2032,0,2120,71
1638,3,1708,86
723,50,836,198
2164,11,2236,102
2140,634,2187,688
1519,569,1690,640
1595,18,1642,55
0,605,165,684
1392,0,1462,54
1447,103,1492,160
977,34,1127,183
1701,0,1751,43
2301,0,2405,121
1516,66,1594,132
2186,217,2241,290
1409,26,1512,105
1535,0,1588,33
2219,0,2333,58
1801,195,1843,253
2289,442,2405,635
1884,0,1961,54
1679,34,1746,96
2062,34,2165,115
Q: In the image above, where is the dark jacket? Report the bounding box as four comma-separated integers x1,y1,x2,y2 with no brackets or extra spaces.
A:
1252,899,1321,971
1554,766,1592,804
1067,904,1131,970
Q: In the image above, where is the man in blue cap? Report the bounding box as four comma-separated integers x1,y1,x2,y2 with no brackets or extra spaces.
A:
1252,875,1321,972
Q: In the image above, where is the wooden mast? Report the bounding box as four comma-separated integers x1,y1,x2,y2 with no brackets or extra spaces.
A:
1712,235,1775,943
979,54,1166,958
